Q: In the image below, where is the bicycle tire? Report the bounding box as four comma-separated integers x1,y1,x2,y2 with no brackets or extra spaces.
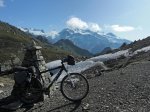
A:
19,77,43,104
60,73,89,101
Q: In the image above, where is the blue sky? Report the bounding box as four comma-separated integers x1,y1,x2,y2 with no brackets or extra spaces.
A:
0,0,149,41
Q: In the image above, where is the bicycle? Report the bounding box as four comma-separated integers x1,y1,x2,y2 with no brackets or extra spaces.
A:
0,55,89,104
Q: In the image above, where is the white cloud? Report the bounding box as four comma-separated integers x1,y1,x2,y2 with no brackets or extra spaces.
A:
89,23,102,32
111,25,135,32
0,0,5,7
47,31,58,39
66,17,88,30
136,26,143,31
66,17,102,32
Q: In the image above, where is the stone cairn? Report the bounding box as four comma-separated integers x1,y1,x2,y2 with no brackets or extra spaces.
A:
21,41,52,100
0,41,52,110
22,44,51,87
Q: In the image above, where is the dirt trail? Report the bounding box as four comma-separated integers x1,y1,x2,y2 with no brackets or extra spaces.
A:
1,61,150,112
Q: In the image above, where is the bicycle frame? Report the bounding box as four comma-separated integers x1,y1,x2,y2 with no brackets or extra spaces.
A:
40,61,69,91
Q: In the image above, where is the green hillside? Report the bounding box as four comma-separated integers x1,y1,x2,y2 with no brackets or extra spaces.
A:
0,21,70,65
54,39,93,57
119,36,150,51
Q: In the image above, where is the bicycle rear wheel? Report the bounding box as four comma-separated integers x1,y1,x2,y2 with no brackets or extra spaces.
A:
19,77,43,104
61,73,89,101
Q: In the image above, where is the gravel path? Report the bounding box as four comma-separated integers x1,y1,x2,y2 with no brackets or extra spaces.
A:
1,60,150,111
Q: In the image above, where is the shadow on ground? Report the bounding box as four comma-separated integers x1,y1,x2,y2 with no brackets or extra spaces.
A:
47,101,81,112
0,94,82,112
0,95,23,111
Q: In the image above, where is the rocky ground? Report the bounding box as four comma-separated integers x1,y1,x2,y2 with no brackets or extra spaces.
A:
1,60,150,111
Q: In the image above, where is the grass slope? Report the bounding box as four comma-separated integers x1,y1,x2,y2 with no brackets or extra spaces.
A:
54,39,93,57
0,21,70,64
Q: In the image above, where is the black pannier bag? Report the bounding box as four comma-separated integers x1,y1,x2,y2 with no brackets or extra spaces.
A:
14,71,31,85
67,55,75,65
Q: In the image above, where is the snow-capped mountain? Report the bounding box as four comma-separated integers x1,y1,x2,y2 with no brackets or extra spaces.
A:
53,28,131,54
19,27,58,42
19,27,131,54
20,27,46,36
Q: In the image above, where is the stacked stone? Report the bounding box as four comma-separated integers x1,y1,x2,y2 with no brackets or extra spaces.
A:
0,41,53,110
20,41,53,101
22,42,51,88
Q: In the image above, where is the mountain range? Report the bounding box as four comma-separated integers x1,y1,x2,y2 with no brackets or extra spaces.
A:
53,28,131,54
20,27,131,54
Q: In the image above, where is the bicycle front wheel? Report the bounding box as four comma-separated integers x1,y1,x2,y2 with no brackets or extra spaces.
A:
60,73,89,101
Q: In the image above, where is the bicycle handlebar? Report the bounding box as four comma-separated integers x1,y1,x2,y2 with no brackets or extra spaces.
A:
61,58,68,63
61,55,75,64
